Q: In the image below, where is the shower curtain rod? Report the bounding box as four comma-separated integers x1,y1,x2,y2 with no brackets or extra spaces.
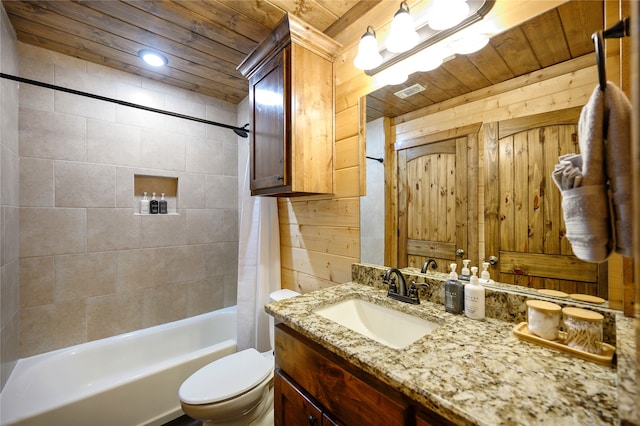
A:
0,72,250,138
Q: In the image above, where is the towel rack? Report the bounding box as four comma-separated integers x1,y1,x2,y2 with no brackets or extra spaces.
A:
592,17,631,91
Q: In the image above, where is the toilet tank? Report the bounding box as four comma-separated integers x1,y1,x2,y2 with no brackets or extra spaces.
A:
268,289,300,351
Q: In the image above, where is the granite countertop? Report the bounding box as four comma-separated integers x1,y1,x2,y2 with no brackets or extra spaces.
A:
266,282,621,426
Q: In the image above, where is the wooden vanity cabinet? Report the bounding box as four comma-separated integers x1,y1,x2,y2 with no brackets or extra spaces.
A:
274,324,456,426
237,13,340,196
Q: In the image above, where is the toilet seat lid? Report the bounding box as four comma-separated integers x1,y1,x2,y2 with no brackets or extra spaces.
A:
179,348,273,405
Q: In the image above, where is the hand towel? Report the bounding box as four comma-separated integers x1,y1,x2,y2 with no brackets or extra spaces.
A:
552,154,583,190
554,81,632,262
556,84,613,262
561,185,612,262
601,82,632,257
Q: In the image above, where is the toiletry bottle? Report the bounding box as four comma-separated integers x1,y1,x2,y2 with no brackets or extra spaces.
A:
460,259,471,281
140,192,150,214
480,261,491,284
465,266,485,320
444,263,464,314
150,192,159,214
159,192,168,214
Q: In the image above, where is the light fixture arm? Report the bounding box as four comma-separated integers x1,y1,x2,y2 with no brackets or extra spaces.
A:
396,1,410,16
364,25,377,38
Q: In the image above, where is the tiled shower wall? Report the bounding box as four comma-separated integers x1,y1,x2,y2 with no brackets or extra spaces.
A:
0,4,19,389
17,43,240,358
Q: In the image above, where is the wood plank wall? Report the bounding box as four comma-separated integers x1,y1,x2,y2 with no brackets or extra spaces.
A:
278,0,575,294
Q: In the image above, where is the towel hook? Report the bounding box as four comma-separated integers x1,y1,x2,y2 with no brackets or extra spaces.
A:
592,17,632,92
592,31,606,91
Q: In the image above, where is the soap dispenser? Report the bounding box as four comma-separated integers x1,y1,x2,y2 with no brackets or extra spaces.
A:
464,266,485,320
459,259,471,281
479,261,491,284
444,263,464,314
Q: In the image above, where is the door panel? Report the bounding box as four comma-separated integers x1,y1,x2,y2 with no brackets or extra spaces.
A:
484,108,607,296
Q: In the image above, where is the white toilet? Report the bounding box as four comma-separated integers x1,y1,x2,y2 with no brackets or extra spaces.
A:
179,289,300,425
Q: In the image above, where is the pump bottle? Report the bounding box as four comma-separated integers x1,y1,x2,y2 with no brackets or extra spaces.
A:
140,192,150,214
464,266,485,320
444,263,464,314
159,193,168,214
150,192,159,214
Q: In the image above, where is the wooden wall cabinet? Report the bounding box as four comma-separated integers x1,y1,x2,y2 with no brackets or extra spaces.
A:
238,14,340,196
274,324,454,426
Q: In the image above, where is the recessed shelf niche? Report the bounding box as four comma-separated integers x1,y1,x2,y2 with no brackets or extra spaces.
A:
134,175,179,215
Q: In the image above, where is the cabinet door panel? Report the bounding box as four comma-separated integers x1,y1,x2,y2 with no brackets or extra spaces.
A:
275,371,323,426
250,47,288,192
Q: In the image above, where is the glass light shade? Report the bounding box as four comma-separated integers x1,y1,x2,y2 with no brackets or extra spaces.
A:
414,51,444,72
139,49,168,67
377,65,408,86
386,5,419,53
428,0,470,31
354,29,382,70
450,34,490,55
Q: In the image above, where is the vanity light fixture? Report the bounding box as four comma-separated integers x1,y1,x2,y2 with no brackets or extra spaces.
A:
427,0,470,31
354,26,383,70
385,2,419,53
139,49,168,67
354,0,495,85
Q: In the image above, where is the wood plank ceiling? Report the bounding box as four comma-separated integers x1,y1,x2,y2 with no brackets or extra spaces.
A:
367,0,603,121
2,0,603,120
2,0,371,103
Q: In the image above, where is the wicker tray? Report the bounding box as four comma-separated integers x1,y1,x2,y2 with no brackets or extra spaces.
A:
512,322,615,366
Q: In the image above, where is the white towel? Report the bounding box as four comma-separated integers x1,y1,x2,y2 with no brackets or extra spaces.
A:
553,82,632,262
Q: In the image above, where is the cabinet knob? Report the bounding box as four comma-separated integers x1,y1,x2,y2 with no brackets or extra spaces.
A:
276,175,284,181
308,415,317,425
456,248,465,258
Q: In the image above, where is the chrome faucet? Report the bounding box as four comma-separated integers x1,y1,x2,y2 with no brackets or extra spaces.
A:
381,268,429,305
420,259,438,274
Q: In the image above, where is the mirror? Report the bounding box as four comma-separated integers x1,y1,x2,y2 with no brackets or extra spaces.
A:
360,89,606,306
360,90,606,306
360,115,385,266
357,1,618,304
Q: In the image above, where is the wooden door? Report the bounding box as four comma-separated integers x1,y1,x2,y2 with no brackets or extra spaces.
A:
397,127,479,271
484,107,607,296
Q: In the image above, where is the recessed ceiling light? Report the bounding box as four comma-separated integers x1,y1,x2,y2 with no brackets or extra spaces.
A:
139,49,168,67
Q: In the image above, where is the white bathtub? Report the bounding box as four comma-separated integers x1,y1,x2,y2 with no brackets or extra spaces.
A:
1,306,237,426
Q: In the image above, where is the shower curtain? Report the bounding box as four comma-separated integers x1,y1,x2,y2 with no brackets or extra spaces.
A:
236,155,281,352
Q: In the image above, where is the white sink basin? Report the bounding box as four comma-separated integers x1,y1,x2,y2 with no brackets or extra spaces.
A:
314,299,439,349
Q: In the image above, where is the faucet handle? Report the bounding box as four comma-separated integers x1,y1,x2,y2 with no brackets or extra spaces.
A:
408,280,429,303
382,275,398,294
